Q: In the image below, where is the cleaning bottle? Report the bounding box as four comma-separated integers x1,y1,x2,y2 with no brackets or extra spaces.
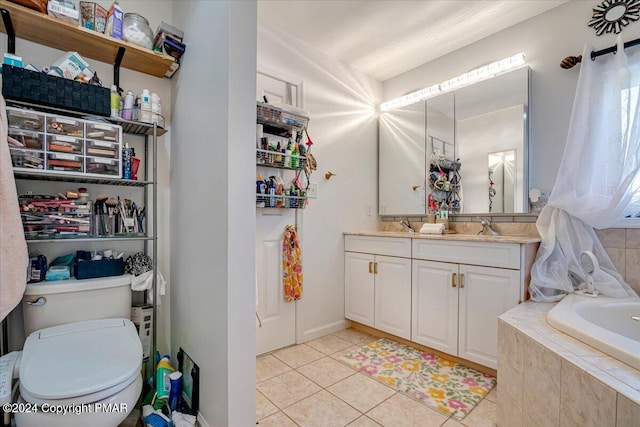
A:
110,85,120,117
156,356,175,399
284,139,293,168
291,143,299,169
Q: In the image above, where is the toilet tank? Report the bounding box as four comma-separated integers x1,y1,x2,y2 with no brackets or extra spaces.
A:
22,275,132,335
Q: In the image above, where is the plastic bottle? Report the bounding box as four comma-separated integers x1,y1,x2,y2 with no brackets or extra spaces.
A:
110,85,120,118
133,96,140,122
140,89,152,123
291,143,299,169
122,90,134,120
151,92,161,124
284,139,292,168
168,371,182,411
156,356,175,399
122,142,133,179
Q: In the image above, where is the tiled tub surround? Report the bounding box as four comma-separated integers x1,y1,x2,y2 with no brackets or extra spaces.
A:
498,301,640,427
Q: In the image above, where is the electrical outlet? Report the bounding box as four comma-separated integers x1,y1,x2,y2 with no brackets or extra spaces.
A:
366,204,372,216
307,182,318,198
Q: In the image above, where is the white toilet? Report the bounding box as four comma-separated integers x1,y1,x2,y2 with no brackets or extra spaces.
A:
4,275,142,427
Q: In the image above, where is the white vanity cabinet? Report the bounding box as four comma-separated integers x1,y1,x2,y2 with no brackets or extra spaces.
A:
345,236,412,339
411,239,531,369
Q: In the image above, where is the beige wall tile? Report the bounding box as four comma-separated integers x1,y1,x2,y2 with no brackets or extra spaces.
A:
626,229,640,249
522,337,561,427
560,360,616,427
596,229,626,249
616,394,640,427
625,249,640,295
284,390,360,427
604,248,626,282
498,321,524,404
497,389,523,427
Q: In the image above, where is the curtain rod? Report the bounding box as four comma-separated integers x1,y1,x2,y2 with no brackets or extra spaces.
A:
561,37,640,69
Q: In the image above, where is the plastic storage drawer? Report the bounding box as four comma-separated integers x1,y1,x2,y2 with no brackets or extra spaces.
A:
86,122,121,144
47,134,84,154
86,140,119,158
10,148,45,170
8,129,44,150
46,115,84,137
85,156,120,177
21,211,93,239
7,107,44,132
47,153,83,173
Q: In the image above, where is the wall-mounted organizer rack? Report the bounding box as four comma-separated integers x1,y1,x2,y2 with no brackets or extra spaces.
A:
429,158,462,214
256,102,312,210
4,101,162,383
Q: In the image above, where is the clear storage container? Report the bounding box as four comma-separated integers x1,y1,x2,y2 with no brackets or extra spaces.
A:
86,122,121,144
7,108,44,132
85,156,120,176
123,13,153,49
10,148,45,169
8,130,44,150
47,153,83,173
47,134,84,154
86,140,119,158
46,116,84,137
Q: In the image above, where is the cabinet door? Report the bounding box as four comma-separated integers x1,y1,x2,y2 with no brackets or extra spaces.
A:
458,264,520,369
374,255,412,339
345,251,375,327
411,260,458,354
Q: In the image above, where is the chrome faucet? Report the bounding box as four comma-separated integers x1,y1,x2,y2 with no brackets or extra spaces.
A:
477,217,499,236
399,218,415,233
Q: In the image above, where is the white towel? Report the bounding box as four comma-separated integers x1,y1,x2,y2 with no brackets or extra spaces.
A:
0,95,28,322
419,223,445,234
131,270,166,304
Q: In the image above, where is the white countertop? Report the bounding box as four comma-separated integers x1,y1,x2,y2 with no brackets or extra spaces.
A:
344,231,541,244
500,301,640,406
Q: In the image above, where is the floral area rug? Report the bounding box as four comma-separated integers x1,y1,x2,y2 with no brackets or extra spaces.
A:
339,338,495,420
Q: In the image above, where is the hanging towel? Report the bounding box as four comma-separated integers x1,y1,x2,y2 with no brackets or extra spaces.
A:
283,224,302,302
0,95,28,321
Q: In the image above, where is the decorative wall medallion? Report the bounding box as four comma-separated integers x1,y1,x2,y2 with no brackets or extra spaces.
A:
589,0,640,35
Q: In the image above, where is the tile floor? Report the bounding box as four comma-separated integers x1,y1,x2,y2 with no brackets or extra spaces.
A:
256,328,498,427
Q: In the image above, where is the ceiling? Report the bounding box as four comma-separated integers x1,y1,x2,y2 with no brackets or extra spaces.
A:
258,0,568,82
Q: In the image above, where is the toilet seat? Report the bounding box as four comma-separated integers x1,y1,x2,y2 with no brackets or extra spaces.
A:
19,318,142,404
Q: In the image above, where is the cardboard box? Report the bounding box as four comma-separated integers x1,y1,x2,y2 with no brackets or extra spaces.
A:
105,2,123,40
47,0,79,25
49,52,90,80
80,1,108,34
131,304,153,359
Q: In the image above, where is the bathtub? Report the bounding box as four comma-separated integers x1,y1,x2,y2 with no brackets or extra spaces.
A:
547,293,640,370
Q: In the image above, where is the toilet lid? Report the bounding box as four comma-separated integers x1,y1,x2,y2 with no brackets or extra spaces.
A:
20,318,143,400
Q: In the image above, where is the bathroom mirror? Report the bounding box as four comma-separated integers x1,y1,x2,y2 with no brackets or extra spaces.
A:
379,101,425,215
455,67,529,213
379,66,529,216
488,149,516,213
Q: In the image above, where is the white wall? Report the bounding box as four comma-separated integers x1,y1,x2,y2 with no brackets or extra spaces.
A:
258,25,382,342
2,0,173,355
458,105,524,213
383,0,640,196
171,1,256,426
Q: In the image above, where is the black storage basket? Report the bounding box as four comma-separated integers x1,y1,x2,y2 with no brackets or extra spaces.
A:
74,258,125,280
2,64,110,116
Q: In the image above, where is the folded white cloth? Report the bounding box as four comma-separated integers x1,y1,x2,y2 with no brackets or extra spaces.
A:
131,270,166,304
419,223,445,234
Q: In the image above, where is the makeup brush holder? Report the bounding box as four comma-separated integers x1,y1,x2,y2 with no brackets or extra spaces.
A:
93,214,115,237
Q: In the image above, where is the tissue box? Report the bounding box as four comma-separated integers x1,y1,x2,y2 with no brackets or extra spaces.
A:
49,51,90,80
105,2,124,39
80,1,108,33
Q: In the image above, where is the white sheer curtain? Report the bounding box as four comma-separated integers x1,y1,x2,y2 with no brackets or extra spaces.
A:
530,38,640,302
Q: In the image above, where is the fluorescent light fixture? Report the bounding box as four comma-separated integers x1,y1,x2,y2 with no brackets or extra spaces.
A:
380,52,526,112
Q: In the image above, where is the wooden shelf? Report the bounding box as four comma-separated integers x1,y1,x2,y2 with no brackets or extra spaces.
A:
0,1,176,78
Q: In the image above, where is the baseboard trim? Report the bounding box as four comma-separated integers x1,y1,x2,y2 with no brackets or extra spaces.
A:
298,319,351,343
350,321,497,377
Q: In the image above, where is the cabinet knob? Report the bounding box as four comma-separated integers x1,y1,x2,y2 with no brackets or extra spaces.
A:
451,272,457,288
459,273,465,288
